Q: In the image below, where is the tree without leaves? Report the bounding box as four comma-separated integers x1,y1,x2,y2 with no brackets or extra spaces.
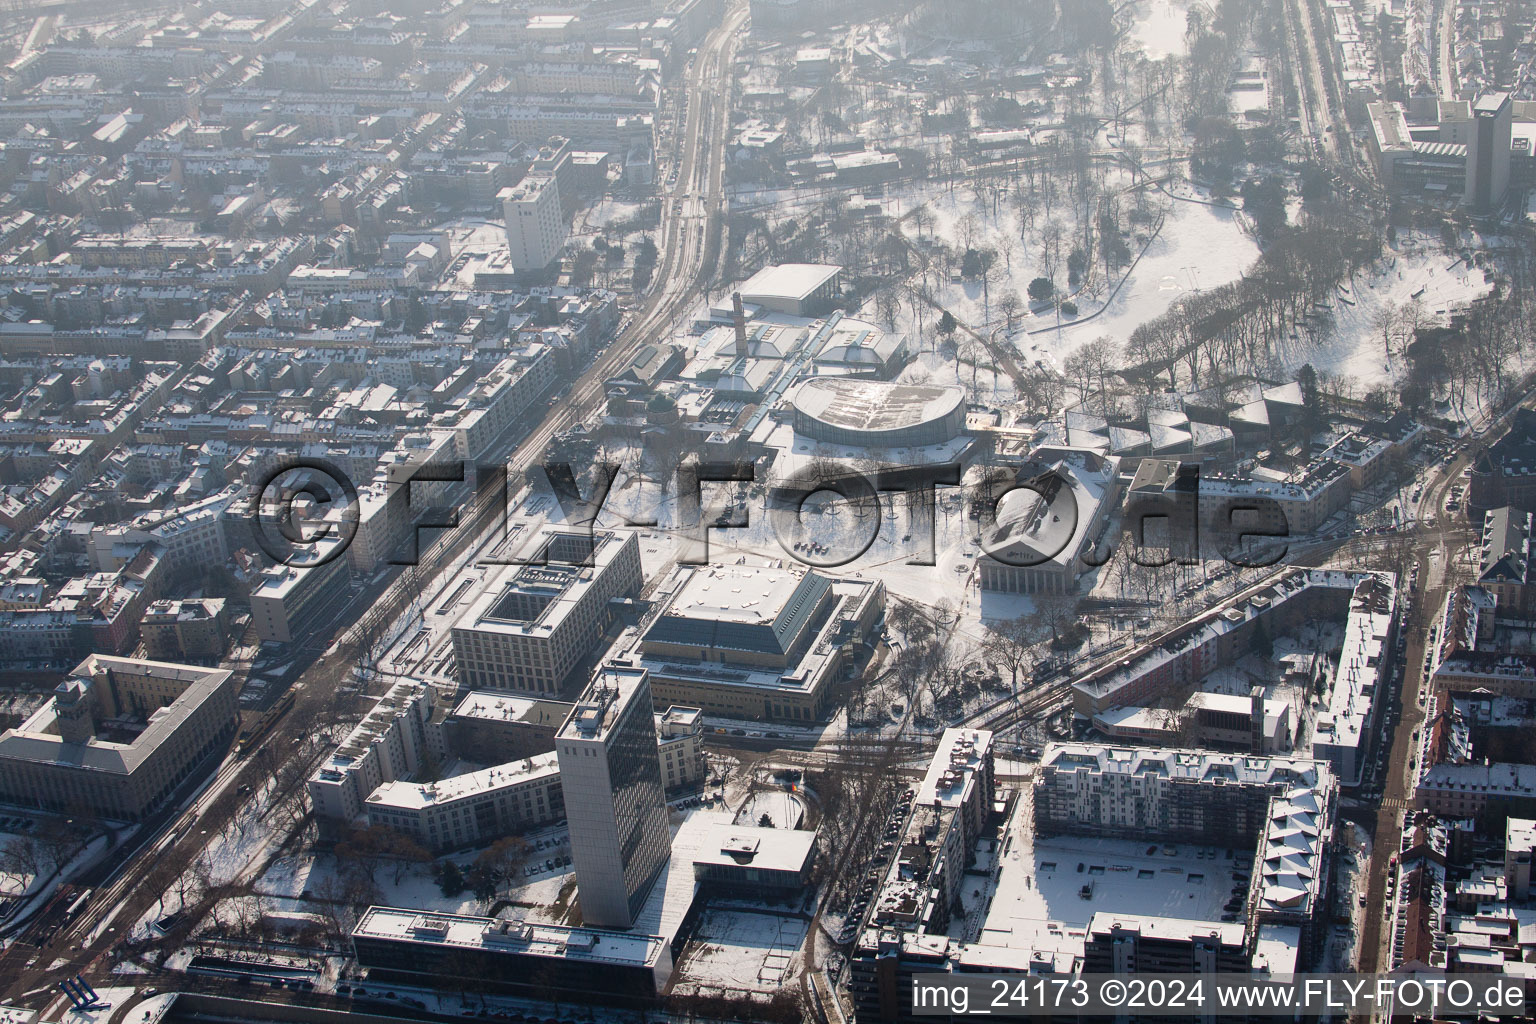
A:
982,616,1045,691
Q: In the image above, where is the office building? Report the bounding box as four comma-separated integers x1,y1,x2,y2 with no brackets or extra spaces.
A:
0,655,237,820
555,665,671,929
691,816,817,893
1092,687,1293,753
352,909,674,1003
1084,915,1250,973
1468,92,1513,213
449,528,642,695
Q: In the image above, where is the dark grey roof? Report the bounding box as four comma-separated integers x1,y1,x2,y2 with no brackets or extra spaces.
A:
644,571,833,657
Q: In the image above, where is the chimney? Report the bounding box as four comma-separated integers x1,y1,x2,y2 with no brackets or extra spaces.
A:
732,292,748,358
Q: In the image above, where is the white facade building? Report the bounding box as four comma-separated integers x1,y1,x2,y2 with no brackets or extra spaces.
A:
308,680,436,831
500,174,566,271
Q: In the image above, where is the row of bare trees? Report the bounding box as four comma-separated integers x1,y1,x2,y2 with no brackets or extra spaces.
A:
1124,216,1384,390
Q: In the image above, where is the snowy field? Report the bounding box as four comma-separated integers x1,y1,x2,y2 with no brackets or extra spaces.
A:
1019,191,1259,355
1305,245,1496,390
579,198,651,231
897,182,1260,377
1127,0,1194,59
254,826,576,922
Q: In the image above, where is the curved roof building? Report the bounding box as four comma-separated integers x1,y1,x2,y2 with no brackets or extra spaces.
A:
789,378,965,448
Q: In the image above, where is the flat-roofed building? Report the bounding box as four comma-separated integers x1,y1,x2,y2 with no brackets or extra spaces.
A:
789,378,965,448
249,535,350,644
1506,817,1535,900
555,664,670,930
1469,92,1513,213
140,597,229,661
863,730,994,938
308,680,435,832
655,705,706,792
500,173,567,271
352,909,673,1003
692,818,817,892
1070,571,1394,787
364,753,565,853
434,691,707,792
736,262,842,315
0,655,237,820
1092,688,1293,753
434,691,576,764
449,528,642,695
1084,914,1250,973
450,344,557,462
847,737,1327,1022
622,564,883,722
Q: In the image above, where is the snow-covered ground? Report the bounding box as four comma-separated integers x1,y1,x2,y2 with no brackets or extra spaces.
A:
579,198,651,232
253,824,576,922
895,181,1259,380
735,789,806,830
1028,192,1258,353
1304,244,1497,390
672,909,808,998
1127,0,1194,59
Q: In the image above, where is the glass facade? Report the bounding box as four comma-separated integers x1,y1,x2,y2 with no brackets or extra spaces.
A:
606,687,670,920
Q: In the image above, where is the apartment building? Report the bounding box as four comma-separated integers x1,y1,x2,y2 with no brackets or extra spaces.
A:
140,597,230,661
249,535,351,643
501,174,567,271
307,680,435,833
